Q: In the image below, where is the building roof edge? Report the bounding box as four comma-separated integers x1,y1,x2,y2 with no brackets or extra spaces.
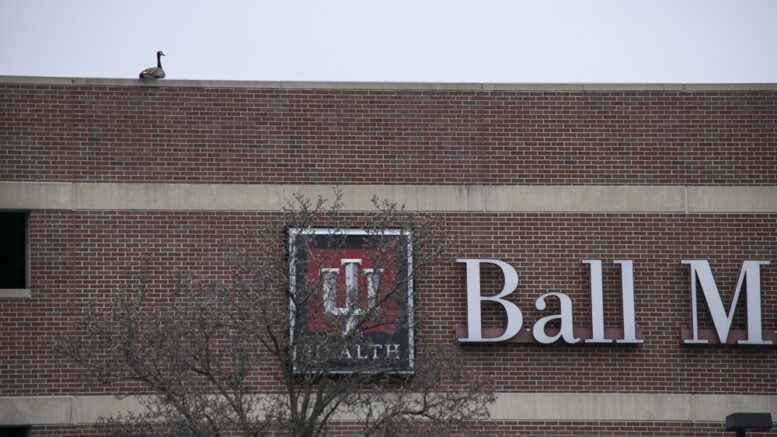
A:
1,75,777,91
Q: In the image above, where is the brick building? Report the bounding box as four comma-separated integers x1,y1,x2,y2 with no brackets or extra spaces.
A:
1,76,776,436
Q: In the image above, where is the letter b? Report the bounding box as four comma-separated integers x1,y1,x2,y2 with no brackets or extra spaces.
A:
457,259,523,342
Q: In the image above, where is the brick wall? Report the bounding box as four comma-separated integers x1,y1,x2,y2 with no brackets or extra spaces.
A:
1,79,775,435
2,210,775,396
24,421,774,437
1,84,775,185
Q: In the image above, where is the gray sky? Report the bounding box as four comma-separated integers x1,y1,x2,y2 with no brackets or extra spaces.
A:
1,0,776,83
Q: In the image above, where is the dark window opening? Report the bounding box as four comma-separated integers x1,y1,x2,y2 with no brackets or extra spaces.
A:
0,426,30,437
0,212,28,289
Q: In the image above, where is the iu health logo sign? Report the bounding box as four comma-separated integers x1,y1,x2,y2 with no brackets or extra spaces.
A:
288,228,414,374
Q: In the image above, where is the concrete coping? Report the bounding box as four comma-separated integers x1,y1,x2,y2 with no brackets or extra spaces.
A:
1,75,777,91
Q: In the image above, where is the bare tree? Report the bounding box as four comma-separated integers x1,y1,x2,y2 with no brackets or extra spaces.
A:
63,190,494,437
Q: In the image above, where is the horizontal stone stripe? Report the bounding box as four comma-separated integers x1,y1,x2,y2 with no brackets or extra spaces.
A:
688,186,777,213
3,75,777,91
0,182,73,210
0,289,31,298
2,182,777,213
490,393,777,422
1,393,775,425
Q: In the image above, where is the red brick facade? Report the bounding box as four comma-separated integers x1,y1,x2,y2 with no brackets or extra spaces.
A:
1,78,776,436
2,84,775,185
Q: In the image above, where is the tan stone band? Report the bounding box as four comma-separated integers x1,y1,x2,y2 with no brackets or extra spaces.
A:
1,393,775,426
2,182,776,213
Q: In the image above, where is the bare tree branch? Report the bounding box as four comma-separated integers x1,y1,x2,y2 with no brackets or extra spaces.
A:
62,189,494,437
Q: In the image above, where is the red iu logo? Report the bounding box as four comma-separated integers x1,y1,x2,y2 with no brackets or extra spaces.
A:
289,228,414,373
318,256,390,332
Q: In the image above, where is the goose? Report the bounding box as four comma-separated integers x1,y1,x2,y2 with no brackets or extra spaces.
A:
139,51,166,79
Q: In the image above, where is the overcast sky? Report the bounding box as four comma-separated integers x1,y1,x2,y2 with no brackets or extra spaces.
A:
1,0,776,83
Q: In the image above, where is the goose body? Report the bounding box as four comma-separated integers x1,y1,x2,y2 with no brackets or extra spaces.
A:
139,51,165,79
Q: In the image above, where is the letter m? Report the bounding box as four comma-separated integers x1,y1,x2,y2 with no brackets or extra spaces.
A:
682,260,771,345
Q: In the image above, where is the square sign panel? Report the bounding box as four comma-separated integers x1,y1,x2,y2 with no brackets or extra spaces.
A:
289,228,414,374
